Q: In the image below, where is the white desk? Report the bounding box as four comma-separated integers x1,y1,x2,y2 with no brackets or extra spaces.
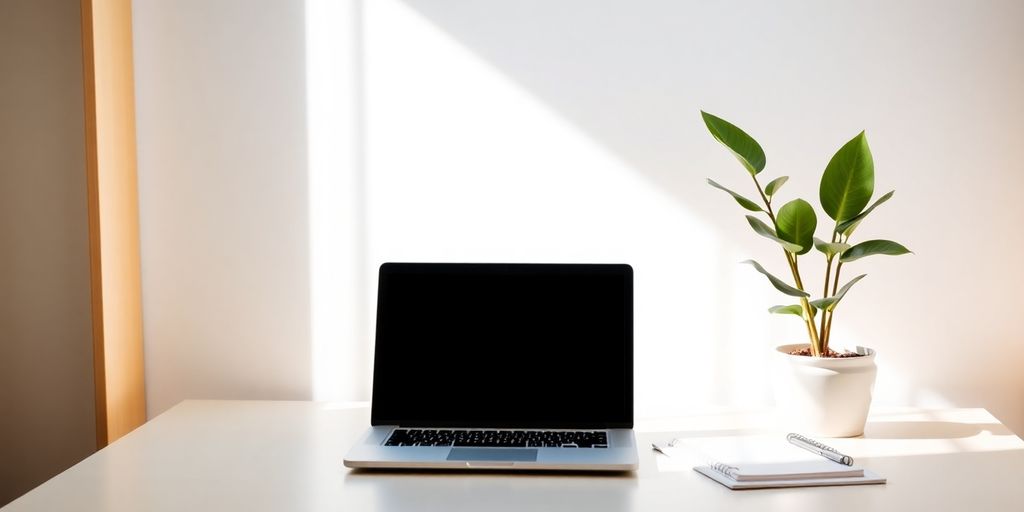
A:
5,401,1023,511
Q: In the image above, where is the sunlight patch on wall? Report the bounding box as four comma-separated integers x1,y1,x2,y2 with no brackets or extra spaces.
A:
306,0,365,401
362,0,793,416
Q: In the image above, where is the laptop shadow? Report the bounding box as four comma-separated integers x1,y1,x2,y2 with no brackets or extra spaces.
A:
343,466,639,511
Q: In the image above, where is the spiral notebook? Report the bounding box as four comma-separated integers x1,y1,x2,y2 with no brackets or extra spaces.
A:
653,435,886,490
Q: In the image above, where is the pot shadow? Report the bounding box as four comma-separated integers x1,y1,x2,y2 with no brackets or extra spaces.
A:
639,422,1016,441
864,421,1011,440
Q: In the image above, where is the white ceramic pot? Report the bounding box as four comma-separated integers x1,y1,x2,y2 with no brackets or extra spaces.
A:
773,344,877,437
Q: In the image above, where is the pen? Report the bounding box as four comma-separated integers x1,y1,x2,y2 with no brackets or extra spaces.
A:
651,437,681,455
786,433,854,466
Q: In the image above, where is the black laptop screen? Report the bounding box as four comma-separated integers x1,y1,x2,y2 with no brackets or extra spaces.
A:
370,263,633,429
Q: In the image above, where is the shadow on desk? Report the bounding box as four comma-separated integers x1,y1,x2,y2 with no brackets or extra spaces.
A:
346,468,637,477
860,448,1024,509
864,421,1011,440
344,468,638,512
640,422,1016,441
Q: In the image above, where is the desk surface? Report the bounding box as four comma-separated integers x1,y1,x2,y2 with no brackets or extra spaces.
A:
5,401,1023,511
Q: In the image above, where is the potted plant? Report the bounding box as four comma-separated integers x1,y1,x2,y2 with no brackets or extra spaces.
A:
701,111,911,437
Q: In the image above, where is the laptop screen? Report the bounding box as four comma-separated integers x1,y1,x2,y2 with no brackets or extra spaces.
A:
370,263,633,429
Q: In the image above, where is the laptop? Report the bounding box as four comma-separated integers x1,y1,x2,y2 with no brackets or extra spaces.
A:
344,262,638,471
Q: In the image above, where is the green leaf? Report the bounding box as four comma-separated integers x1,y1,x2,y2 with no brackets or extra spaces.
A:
775,199,817,255
840,239,913,262
809,274,867,312
769,305,804,316
742,260,809,297
769,304,818,318
764,176,789,197
835,190,894,237
707,178,764,212
819,131,875,222
746,216,803,252
701,111,766,175
813,237,851,258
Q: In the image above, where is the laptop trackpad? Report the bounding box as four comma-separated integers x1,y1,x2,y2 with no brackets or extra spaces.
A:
446,448,538,462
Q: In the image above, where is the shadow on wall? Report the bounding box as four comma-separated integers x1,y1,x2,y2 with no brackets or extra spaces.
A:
391,0,1024,433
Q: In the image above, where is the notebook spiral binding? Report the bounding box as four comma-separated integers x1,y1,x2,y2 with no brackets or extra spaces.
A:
709,462,740,479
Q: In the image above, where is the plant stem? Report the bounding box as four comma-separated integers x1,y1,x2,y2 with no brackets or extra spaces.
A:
751,175,776,219
819,232,837,347
787,256,822,356
823,259,844,353
831,261,843,295
751,175,822,356
798,294,823,355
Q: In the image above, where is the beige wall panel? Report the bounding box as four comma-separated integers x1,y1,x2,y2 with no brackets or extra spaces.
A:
81,0,146,446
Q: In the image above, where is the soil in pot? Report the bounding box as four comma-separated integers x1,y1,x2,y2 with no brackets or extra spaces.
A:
788,347,865,358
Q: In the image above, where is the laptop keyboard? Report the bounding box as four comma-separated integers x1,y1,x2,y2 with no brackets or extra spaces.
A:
384,429,609,448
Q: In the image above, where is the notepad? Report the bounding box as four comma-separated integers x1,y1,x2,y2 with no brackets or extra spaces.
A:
694,464,886,489
653,435,887,490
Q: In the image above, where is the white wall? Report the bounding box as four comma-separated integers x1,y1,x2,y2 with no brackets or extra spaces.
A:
364,0,1024,431
133,0,312,416
133,0,1024,433
0,0,96,505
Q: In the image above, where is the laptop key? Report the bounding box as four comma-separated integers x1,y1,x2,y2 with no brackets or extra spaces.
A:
388,429,609,448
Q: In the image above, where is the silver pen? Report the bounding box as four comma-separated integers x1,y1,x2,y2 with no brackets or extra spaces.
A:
786,433,854,466
651,437,681,455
